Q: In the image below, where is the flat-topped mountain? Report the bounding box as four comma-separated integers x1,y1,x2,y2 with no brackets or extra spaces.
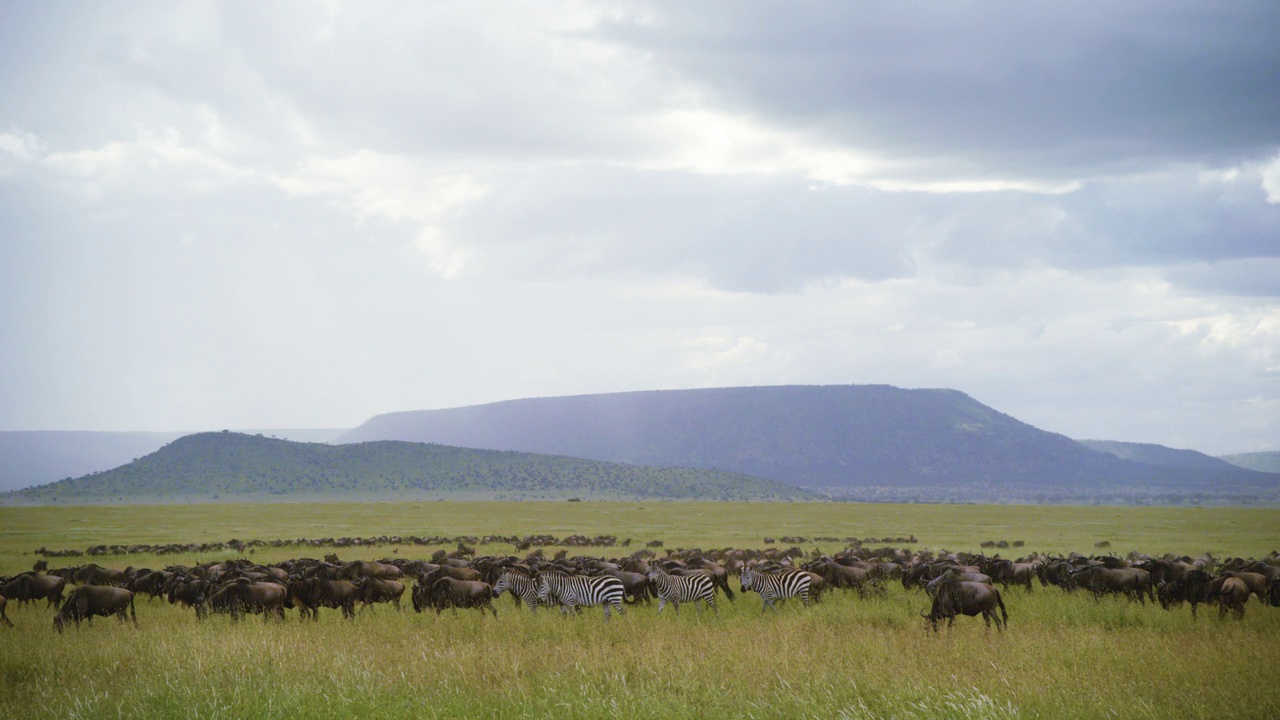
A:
338,385,1278,501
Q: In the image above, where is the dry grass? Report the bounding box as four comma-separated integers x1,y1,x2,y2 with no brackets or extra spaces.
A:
1,501,1278,719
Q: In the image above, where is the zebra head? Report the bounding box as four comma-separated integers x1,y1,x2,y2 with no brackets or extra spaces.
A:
493,574,509,596
740,565,756,593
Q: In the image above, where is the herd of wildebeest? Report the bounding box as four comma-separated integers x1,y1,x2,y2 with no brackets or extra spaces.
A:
3,536,1280,633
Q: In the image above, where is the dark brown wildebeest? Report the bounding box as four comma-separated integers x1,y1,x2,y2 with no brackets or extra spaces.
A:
923,580,1008,632
925,569,992,598
1157,569,1212,618
0,594,12,628
809,561,874,594
2,573,67,608
337,561,402,581
1211,576,1250,620
421,577,497,617
597,568,651,605
289,577,358,620
54,586,137,632
1069,566,1153,603
73,564,129,587
683,558,736,603
165,577,210,619
354,577,405,612
208,580,288,622
423,565,482,584
1215,571,1270,605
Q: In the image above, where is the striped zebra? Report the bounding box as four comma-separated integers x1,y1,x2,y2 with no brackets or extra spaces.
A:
646,566,717,615
536,570,626,621
739,565,811,614
493,570,542,612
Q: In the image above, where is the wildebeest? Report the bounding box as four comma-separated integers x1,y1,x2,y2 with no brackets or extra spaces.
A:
207,580,288,622
923,580,1008,632
0,594,12,628
288,577,359,620
1156,570,1212,618
2,572,67,609
1069,566,1153,604
54,586,137,632
354,577,405,612
1211,576,1250,620
73,564,129,586
165,577,210,619
418,577,497,617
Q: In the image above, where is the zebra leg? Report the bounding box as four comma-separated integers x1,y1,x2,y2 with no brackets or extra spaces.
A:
657,597,667,613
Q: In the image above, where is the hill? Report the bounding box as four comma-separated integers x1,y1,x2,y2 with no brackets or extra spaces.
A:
0,429,348,492
337,385,1280,504
0,432,812,505
1077,440,1242,471
1220,451,1280,474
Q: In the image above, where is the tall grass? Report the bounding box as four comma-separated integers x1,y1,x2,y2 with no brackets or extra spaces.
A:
2,502,1278,719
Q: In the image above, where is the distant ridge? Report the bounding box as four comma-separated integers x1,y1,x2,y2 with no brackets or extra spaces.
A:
1077,440,1242,471
1220,451,1280,474
337,385,1280,502
0,428,347,492
1,432,811,505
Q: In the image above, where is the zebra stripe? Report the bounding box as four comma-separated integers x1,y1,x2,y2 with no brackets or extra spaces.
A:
536,571,626,621
493,571,541,612
739,566,811,613
646,566,717,615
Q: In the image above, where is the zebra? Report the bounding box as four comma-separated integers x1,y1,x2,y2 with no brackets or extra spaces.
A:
536,570,626,621
493,570,542,612
739,565,811,614
646,565,717,615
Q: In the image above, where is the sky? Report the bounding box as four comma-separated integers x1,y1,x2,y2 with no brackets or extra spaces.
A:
1,2,1278,455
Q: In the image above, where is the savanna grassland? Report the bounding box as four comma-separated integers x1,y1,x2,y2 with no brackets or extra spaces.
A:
1,502,1278,720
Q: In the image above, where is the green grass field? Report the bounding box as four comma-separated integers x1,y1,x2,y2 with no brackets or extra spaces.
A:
1,502,1278,719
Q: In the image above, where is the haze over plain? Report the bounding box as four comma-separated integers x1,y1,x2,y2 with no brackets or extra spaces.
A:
1,2,1277,456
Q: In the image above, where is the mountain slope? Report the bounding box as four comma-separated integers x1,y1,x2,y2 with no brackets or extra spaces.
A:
0,429,349,492
1,432,811,504
338,385,1279,493
1078,440,1243,471
1220,451,1280,474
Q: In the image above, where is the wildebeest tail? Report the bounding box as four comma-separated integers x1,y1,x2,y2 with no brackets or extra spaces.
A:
997,590,1008,627
130,592,138,625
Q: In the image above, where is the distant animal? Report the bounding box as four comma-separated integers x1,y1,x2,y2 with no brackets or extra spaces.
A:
53,586,137,632
923,580,1008,632
646,565,717,615
739,565,811,614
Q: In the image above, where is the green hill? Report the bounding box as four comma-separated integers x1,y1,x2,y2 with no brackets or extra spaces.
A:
1220,451,1280,474
1,432,813,505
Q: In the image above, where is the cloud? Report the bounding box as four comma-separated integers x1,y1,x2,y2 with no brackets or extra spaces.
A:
0,1,1277,456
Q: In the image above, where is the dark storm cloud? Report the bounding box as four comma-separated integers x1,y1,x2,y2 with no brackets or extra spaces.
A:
597,2,1280,178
